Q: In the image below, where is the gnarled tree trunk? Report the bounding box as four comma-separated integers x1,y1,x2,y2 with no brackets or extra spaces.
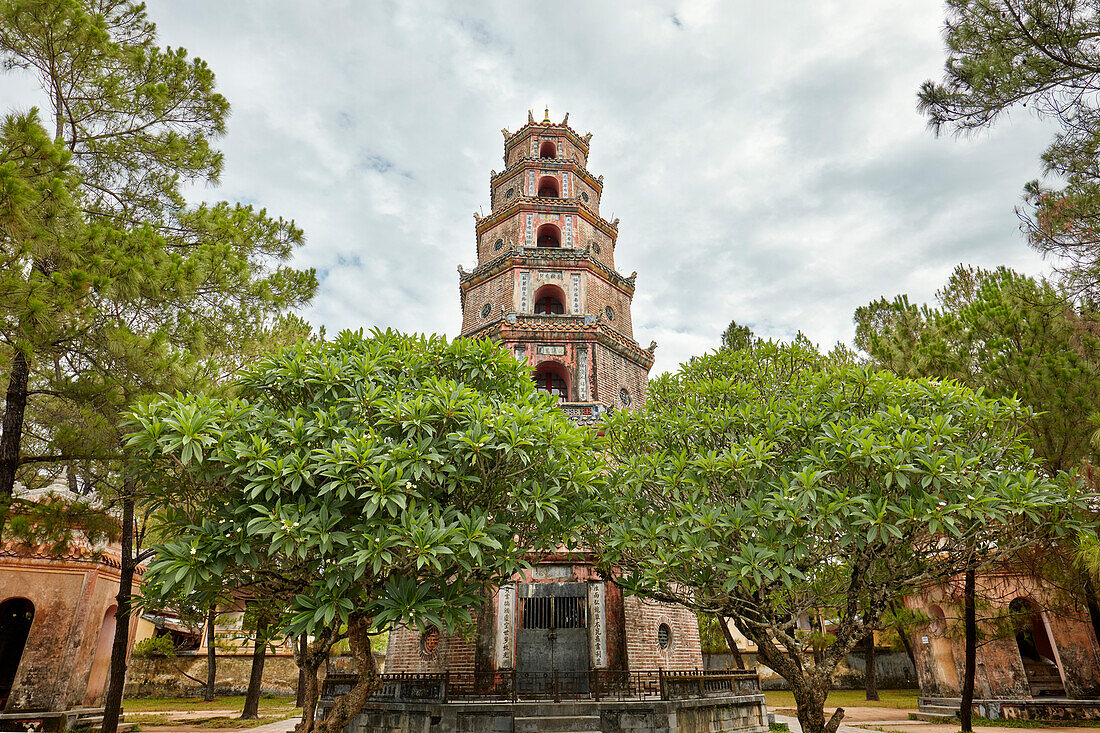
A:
315,615,381,733
294,626,342,733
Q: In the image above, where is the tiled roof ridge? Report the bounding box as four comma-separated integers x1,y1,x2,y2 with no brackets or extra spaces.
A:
469,315,655,369
459,246,635,292
490,157,603,191
475,196,618,237
503,120,591,153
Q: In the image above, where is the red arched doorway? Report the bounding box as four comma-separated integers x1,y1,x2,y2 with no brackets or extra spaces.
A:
0,598,35,710
539,141,557,159
534,284,565,315
1010,598,1065,696
534,361,569,400
537,176,560,198
83,605,117,706
536,224,561,248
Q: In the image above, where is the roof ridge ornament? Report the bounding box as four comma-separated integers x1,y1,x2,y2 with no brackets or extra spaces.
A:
543,106,551,123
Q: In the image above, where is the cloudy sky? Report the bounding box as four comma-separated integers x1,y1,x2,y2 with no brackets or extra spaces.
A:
3,1,1062,373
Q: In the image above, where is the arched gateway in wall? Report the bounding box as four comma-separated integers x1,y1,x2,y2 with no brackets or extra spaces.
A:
387,112,703,683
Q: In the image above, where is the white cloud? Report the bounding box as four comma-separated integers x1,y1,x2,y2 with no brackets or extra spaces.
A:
1,0,1061,374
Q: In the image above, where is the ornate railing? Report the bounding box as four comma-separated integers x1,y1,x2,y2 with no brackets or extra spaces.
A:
320,670,759,704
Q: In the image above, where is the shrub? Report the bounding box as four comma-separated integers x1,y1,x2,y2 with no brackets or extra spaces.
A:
132,634,177,658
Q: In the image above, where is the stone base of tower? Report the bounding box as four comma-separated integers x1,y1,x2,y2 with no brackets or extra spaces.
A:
385,557,703,677
327,696,769,733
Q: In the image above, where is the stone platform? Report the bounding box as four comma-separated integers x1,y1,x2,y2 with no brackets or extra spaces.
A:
320,671,768,733
338,696,768,733
919,696,1100,721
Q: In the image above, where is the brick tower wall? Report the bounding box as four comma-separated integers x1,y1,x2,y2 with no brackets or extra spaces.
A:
623,596,704,671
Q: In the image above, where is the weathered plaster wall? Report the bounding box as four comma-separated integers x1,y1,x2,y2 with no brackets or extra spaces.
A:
906,573,1100,699
704,651,917,690
124,653,300,698
0,554,138,712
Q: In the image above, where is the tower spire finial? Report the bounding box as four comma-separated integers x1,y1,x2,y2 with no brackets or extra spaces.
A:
543,105,550,123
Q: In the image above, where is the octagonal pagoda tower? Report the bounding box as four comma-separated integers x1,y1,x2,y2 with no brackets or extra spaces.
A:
458,108,655,421
385,111,701,683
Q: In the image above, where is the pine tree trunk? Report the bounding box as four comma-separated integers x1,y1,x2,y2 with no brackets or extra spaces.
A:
101,494,135,733
960,568,977,732
241,619,269,720
717,616,746,670
1082,575,1100,655
205,606,217,702
864,632,879,701
0,348,30,537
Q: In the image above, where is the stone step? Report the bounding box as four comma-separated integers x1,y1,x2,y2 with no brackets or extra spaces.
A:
919,705,960,716
515,715,601,733
909,712,957,723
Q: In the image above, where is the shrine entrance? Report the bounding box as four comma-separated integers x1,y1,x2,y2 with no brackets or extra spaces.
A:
516,583,589,695
0,598,34,710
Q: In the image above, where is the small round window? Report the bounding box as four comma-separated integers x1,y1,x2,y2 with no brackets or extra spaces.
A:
481,303,492,319
494,239,504,251
505,188,514,200
605,306,615,321
657,623,672,649
591,241,601,255
420,627,440,656
619,388,631,406
581,191,589,203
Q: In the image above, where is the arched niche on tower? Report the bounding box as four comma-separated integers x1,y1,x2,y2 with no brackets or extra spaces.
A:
533,284,565,315
533,361,570,400
536,223,561,248
537,176,560,198
539,141,557,159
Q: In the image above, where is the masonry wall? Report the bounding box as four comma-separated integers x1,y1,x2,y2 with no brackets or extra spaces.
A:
592,345,649,410
0,554,140,712
124,653,299,698
384,624,479,676
623,597,704,672
461,272,514,334
906,574,1100,699
705,650,918,690
583,273,634,339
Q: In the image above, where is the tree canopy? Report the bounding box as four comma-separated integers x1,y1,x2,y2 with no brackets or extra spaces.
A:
592,339,1089,733
919,0,1100,297
855,265,1100,476
125,329,601,733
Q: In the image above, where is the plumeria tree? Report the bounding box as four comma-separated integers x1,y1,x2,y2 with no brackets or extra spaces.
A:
591,340,1091,733
124,329,601,733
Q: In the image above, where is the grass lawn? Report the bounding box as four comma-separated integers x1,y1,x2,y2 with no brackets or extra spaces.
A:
122,696,299,714
765,689,921,710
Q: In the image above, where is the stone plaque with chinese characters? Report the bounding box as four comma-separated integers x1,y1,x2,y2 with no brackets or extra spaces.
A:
588,581,607,668
496,584,516,668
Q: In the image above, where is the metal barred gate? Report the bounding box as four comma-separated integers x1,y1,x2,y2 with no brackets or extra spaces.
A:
516,582,589,695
